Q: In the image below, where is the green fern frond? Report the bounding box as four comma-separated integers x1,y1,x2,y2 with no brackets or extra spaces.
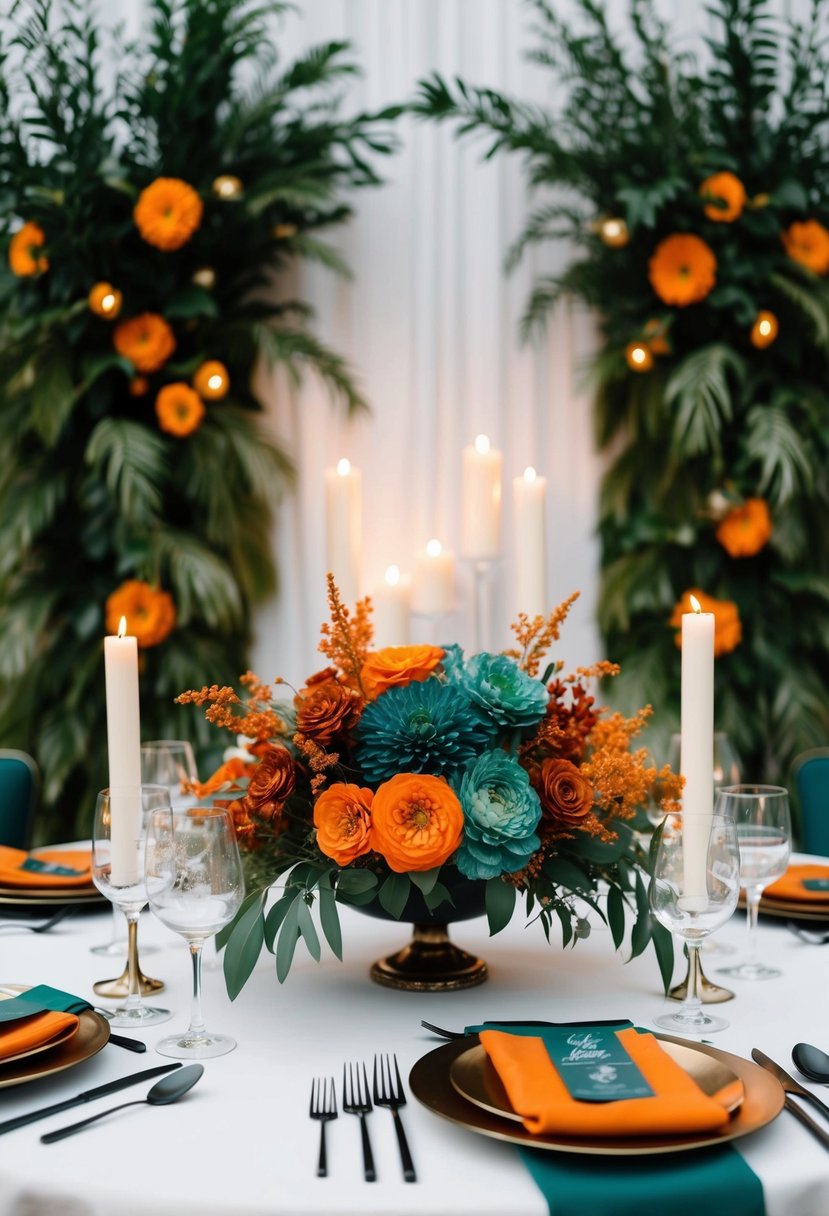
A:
665,345,744,457
85,418,167,528
744,404,813,505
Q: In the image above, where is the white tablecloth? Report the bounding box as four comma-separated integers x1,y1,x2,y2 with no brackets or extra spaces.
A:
0,873,827,1216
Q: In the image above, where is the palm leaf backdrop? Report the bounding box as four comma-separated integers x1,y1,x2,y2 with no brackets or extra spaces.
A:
414,0,829,793
0,0,399,838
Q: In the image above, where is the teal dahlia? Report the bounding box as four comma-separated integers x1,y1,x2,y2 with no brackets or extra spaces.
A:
452,751,542,880
355,679,490,784
461,652,549,731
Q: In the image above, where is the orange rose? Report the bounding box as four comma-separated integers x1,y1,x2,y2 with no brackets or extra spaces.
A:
360,645,444,699
782,219,829,275
134,177,203,251
105,579,176,648
535,759,594,830
241,745,295,825
314,783,374,866
648,233,717,307
715,499,772,558
193,360,229,400
8,222,48,276
369,773,463,872
700,172,746,222
155,382,205,437
670,588,742,657
295,676,361,746
114,313,176,373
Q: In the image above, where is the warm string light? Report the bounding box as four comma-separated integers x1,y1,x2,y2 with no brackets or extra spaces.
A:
211,174,243,200
625,341,654,372
750,310,779,348
598,216,630,248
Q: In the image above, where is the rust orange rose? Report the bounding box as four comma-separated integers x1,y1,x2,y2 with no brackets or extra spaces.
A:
670,588,742,657
369,773,463,872
105,579,176,648
536,758,594,830
314,783,374,866
295,676,361,746
716,499,772,558
114,313,176,373
8,222,48,276
700,172,746,222
241,745,295,825
155,382,205,437
360,645,444,699
134,177,203,251
648,233,717,306
782,219,829,275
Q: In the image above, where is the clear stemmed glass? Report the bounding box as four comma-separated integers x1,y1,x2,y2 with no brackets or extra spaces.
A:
715,784,792,980
91,785,172,1027
145,806,244,1058
141,740,199,807
649,813,741,1033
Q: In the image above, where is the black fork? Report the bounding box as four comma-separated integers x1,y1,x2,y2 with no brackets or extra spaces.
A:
342,1062,375,1182
309,1077,337,1177
373,1053,416,1182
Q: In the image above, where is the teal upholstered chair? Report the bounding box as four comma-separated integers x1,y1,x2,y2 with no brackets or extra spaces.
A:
0,750,40,850
792,748,829,857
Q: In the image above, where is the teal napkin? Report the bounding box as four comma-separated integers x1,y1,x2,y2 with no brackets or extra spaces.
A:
0,985,90,1025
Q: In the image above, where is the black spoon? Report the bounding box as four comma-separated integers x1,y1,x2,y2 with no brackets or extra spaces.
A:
0,907,75,933
792,1042,829,1085
40,1064,204,1142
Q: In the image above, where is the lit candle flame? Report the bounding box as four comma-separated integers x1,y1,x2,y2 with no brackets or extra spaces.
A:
474,434,490,455
384,564,401,587
118,615,127,638
759,319,771,336
689,594,702,614
426,538,442,558
336,457,351,476
523,465,537,482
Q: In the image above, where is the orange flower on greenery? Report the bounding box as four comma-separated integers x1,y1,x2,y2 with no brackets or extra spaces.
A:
360,645,445,699
155,382,205,437
370,773,463,872
194,757,252,798
535,758,594,833
241,745,295,825
670,589,742,657
8,222,48,276
114,313,176,373
782,219,829,275
314,783,374,866
295,672,361,746
193,360,229,400
134,178,203,251
105,579,176,648
700,172,746,222
648,233,717,306
715,499,772,558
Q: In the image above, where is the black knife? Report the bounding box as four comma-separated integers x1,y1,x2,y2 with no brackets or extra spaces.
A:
0,1062,182,1135
108,1033,147,1054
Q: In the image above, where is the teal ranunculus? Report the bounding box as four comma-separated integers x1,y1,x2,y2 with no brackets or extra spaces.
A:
355,678,490,785
453,750,542,880
462,652,549,731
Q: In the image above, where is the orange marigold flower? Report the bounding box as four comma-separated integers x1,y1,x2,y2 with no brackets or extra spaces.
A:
105,579,176,648
8,222,48,276
88,282,122,319
155,382,205,437
700,172,746,222
369,773,463,872
134,177,203,251
535,758,594,831
360,645,444,700
314,783,374,866
648,233,717,307
193,360,229,400
670,588,742,657
781,219,829,275
114,313,176,373
715,499,772,558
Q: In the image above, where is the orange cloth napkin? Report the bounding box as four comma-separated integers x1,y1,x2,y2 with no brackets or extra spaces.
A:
478,1026,730,1137
764,864,829,903
0,1009,79,1061
0,847,92,888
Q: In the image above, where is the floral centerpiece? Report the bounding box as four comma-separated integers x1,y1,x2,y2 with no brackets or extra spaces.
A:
180,578,681,997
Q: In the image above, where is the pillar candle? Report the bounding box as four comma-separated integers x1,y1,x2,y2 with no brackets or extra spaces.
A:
412,539,456,615
461,434,502,559
324,457,361,605
680,596,715,907
513,466,548,617
371,565,411,647
104,617,142,886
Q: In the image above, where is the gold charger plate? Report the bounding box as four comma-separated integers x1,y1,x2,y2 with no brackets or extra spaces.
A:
0,887,103,907
739,892,829,923
410,1034,784,1156
0,1010,109,1088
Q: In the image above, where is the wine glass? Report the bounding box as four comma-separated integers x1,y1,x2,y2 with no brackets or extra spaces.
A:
649,813,741,1033
91,785,172,1027
141,740,198,807
715,784,792,980
145,806,244,1058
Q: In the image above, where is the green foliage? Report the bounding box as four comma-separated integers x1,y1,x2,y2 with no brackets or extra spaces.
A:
0,0,399,837
415,0,829,790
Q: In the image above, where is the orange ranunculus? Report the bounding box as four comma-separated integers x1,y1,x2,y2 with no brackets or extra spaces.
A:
113,313,176,373
134,178,203,251
105,579,176,648
670,588,742,657
193,360,229,400
535,758,594,831
195,757,253,797
648,234,717,307
360,645,445,700
314,783,374,866
369,773,463,873
88,282,122,319
8,222,48,276
781,219,829,275
700,172,746,223
715,499,772,558
155,382,205,437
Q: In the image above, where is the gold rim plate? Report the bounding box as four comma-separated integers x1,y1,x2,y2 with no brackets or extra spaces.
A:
739,893,829,923
0,1009,109,1088
0,888,103,906
410,1034,784,1156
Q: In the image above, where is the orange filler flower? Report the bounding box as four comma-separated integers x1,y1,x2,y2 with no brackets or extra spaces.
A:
8,222,48,276
114,313,176,373
648,234,717,306
314,783,374,866
670,589,742,657
700,172,746,222
716,499,772,558
134,178,203,251
360,645,445,700
105,580,176,648
782,220,829,275
155,382,206,437
369,773,463,872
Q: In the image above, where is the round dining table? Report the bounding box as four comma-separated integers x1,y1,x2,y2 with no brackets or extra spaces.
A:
0,861,827,1216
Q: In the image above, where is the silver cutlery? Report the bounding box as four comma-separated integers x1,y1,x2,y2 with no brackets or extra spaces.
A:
41,1064,203,1142
310,1077,337,1177
751,1047,829,1146
373,1053,416,1182
343,1061,375,1182
786,922,829,945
